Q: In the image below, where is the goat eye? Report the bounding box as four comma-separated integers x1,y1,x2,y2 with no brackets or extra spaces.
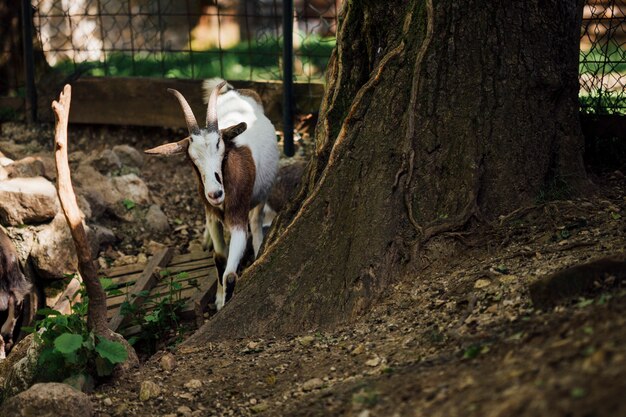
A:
215,172,222,184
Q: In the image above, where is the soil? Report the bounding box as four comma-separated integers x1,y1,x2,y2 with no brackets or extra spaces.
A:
2,122,626,416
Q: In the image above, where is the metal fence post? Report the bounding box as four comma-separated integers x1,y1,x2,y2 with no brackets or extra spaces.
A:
282,0,295,157
21,0,37,123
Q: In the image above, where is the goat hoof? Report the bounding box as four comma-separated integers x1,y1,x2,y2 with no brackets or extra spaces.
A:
225,272,237,302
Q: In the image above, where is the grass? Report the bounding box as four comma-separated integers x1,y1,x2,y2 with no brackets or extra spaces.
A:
579,42,626,115
52,36,336,82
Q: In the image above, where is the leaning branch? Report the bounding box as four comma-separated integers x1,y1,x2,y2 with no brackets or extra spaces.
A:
52,84,111,337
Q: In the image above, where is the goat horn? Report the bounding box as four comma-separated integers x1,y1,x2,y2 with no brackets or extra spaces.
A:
144,137,190,155
206,81,227,132
167,89,200,136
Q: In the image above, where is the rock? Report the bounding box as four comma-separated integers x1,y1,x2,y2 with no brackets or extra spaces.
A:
29,213,78,280
113,145,144,168
145,205,170,233
351,344,365,355
4,156,46,178
102,397,113,407
91,225,117,253
184,379,203,390
302,377,324,392
297,335,316,346
74,165,122,219
0,141,28,160
0,334,43,403
365,356,381,367
89,149,122,173
160,353,177,372
0,383,93,417
112,174,151,205
250,401,269,414
474,278,492,289
0,166,8,180
0,177,59,226
63,373,95,393
139,380,161,401
177,405,193,416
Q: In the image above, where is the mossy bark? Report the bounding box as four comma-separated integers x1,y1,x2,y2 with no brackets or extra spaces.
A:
187,0,587,343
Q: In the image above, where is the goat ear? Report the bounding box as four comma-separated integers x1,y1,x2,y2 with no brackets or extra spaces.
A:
221,122,247,142
144,137,190,155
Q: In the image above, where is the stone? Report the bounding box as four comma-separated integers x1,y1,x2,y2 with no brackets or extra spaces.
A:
29,213,78,280
113,145,144,168
365,356,381,367
4,156,46,178
103,397,113,407
145,205,170,233
89,149,122,173
0,166,8,180
0,177,59,226
63,373,95,393
184,379,202,390
177,405,193,416
250,401,269,414
160,353,177,372
139,380,161,401
112,174,151,205
302,377,324,392
0,383,93,417
0,334,42,403
297,335,316,346
74,165,122,218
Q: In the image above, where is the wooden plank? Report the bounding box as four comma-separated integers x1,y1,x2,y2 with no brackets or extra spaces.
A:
108,247,174,332
105,267,212,309
168,250,213,266
36,77,325,129
99,263,147,278
188,264,219,327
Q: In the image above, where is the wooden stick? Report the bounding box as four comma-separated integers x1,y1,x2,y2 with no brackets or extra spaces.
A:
52,84,110,337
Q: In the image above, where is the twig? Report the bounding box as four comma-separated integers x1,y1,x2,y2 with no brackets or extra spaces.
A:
52,84,111,337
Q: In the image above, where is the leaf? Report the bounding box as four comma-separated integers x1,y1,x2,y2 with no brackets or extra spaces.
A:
95,337,128,364
122,198,136,210
54,333,83,354
611,212,622,220
100,277,114,290
137,290,151,298
175,272,189,280
37,308,62,317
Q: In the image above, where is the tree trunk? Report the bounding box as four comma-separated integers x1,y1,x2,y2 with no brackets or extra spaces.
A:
187,0,587,343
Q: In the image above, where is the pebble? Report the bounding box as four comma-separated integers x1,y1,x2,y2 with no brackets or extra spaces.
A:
160,353,177,372
351,344,365,355
474,278,491,289
139,380,161,401
365,356,381,367
184,379,203,389
177,405,192,416
103,397,113,407
302,377,324,392
297,335,316,346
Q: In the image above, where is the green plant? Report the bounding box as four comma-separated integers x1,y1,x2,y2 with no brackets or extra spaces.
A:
121,270,198,354
27,278,128,383
122,198,136,210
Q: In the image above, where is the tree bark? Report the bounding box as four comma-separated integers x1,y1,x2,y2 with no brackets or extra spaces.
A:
187,0,587,343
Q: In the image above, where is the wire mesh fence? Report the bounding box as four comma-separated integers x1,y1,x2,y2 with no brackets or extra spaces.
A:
580,0,626,114
2,0,626,119
30,0,338,83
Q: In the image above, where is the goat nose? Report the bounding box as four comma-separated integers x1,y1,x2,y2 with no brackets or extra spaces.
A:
210,190,223,199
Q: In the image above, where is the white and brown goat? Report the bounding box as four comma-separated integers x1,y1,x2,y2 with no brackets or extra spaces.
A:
146,81,278,310
0,228,32,359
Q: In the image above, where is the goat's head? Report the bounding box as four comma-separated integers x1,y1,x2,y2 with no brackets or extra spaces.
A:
145,81,247,206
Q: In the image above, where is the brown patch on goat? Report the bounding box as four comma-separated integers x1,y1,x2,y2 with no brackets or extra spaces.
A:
223,145,256,229
237,89,263,106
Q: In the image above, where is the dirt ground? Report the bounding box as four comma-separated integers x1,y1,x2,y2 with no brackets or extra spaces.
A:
2,122,626,417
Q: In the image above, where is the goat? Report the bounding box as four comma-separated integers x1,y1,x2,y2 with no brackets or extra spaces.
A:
0,228,32,359
145,80,278,310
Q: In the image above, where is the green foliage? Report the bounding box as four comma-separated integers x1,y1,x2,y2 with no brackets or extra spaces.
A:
122,198,136,210
120,270,198,354
51,36,335,82
579,42,626,115
30,279,128,383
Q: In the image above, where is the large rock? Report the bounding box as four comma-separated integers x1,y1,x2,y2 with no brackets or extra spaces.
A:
0,177,59,226
113,144,144,168
3,156,46,179
87,149,122,174
29,213,78,280
112,174,151,205
74,165,122,219
0,334,41,403
0,382,93,417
